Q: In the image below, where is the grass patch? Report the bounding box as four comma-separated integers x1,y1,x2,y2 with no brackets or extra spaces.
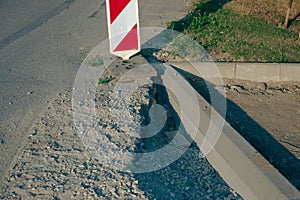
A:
79,49,88,63
86,56,104,67
170,0,300,62
98,76,112,85
166,34,209,59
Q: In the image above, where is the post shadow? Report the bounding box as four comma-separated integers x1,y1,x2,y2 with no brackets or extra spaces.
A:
172,66,300,190
130,55,239,199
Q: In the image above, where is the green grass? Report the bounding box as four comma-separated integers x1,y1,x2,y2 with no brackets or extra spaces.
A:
87,56,104,67
79,49,88,63
169,0,300,62
98,76,112,84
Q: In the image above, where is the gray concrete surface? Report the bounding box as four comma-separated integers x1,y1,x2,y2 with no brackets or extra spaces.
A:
170,62,300,81
0,0,64,41
280,63,300,81
236,63,281,82
0,0,191,184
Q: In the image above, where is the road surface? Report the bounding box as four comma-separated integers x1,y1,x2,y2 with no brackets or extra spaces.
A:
0,0,190,184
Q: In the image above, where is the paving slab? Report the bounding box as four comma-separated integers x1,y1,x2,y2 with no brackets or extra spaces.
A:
236,63,281,82
170,62,300,81
280,63,300,81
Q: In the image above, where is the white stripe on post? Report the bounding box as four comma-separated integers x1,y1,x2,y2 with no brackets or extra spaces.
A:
106,0,140,60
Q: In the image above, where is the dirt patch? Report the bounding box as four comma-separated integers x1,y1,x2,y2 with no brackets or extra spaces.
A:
224,0,300,22
222,79,300,159
183,74,300,189
223,79,300,189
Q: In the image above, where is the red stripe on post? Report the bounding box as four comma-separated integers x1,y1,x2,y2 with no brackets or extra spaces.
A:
109,0,131,23
114,24,138,51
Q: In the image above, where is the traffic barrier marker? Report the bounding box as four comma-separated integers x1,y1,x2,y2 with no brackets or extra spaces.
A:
106,0,140,60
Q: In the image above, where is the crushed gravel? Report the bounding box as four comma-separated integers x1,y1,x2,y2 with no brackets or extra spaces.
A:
0,58,242,199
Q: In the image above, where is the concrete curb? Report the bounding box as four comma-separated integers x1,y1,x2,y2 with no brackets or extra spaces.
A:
164,63,300,200
169,62,300,82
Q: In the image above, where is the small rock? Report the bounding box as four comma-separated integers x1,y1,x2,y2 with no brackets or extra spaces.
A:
32,129,38,136
265,89,273,95
170,192,176,198
256,82,267,91
230,85,242,93
54,141,62,148
180,166,185,171
93,187,102,195
109,187,116,194
117,188,125,196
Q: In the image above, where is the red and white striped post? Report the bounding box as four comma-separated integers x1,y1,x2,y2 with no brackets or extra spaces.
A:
106,0,140,60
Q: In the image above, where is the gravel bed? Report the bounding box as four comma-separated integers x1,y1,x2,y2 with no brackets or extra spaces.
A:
0,58,242,199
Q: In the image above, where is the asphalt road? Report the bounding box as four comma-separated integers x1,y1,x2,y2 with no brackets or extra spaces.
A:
0,0,190,185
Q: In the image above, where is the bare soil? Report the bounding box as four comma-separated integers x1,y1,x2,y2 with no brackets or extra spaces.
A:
223,79,300,160
223,79,300,189
189,76,300,190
